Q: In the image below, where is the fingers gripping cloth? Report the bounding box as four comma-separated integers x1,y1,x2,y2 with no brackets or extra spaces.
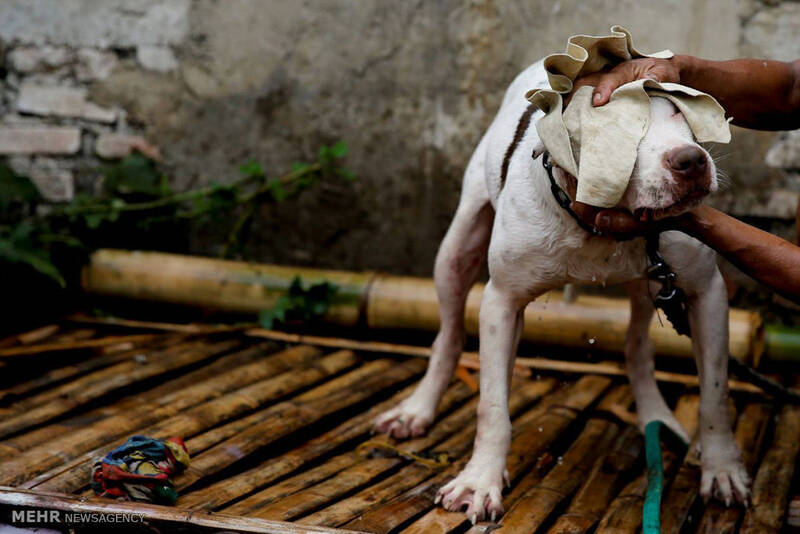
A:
91,435,190,504
526,26,731,208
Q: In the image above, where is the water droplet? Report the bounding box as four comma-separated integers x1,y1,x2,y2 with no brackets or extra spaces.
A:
588,338,596,345
591,276,597,282
557,456,564,465
537,426,543,432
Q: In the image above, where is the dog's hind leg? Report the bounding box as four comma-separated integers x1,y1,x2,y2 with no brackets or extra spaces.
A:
374,137,494,439
625,279,690,444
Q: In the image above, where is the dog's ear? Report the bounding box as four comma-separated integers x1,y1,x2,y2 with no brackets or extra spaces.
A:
531,140,545,160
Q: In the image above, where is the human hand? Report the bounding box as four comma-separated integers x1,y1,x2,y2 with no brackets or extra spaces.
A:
569,57,681,107
569,200,678,239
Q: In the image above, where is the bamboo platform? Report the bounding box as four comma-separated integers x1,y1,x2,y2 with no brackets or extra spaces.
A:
0,319,798,533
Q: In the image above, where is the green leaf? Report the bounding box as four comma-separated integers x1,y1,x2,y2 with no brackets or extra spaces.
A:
0,161,41,208
239,160,264,179
0,229,65,287
104,154,164,196
329,140,348,159
268,179,288,202
333,167,355,181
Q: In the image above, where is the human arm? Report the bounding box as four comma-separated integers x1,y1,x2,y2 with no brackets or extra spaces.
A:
572,55,800,130
572,202,800,303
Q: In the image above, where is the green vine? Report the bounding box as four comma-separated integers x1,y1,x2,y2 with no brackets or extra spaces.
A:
0,141,354,288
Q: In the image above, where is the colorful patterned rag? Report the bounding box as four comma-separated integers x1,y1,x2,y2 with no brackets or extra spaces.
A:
90,435,190,504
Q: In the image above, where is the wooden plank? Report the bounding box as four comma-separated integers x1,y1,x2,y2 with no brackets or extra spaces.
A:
0,486,365,534
30,348,352,493
323,376,612,531
739,402,800,534
693,402,772,534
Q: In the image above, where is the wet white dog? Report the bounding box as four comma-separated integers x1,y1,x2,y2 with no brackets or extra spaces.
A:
374,59,749,521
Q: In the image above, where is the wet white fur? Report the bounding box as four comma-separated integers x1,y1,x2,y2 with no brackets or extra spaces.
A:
374,60,748,522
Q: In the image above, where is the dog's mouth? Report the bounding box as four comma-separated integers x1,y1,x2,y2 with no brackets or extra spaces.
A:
631,189,708,222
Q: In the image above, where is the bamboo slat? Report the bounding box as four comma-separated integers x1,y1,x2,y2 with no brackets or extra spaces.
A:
0,345,327,487
173,358,427,492
0,334,158,358
249,379,554,524
0,334,184,404
594,395,699,534
546,424,643,533
0,324,59,348
223,381,481,516
739,402,800,534
178,381,429,511
0,339,240,440
336,376,612,532
694,403,772,534
495,386,632,532
2,341,275,455
0,486,364,534
32,348,352,493
661,403,740,534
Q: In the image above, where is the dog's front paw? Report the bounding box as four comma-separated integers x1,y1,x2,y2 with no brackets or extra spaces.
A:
435,462,508,524
700,436,750,506
373,395,435,439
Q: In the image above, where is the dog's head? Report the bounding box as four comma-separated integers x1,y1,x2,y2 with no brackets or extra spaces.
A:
550,95,717,221
620,96,716,221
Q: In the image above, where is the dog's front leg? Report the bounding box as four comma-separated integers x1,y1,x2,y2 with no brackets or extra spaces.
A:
437,280,525,523
688,270,750,506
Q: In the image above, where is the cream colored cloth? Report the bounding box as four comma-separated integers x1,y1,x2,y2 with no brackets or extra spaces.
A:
526,26,730,207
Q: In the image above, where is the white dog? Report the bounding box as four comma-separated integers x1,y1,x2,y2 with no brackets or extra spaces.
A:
374,59,749,521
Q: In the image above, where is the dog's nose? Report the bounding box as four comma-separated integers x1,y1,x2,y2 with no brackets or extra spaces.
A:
667,146,707,178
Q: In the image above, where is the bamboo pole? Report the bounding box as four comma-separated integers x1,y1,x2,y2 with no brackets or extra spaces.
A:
739,400,800,534
0,345,330,487
30,348,351,493
328,376,612,531
0,487,363,534
594,395,699,534
81,250,770,363
694,402,772,534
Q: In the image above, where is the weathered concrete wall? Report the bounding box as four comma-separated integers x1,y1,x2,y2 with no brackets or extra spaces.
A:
1,0,798,275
